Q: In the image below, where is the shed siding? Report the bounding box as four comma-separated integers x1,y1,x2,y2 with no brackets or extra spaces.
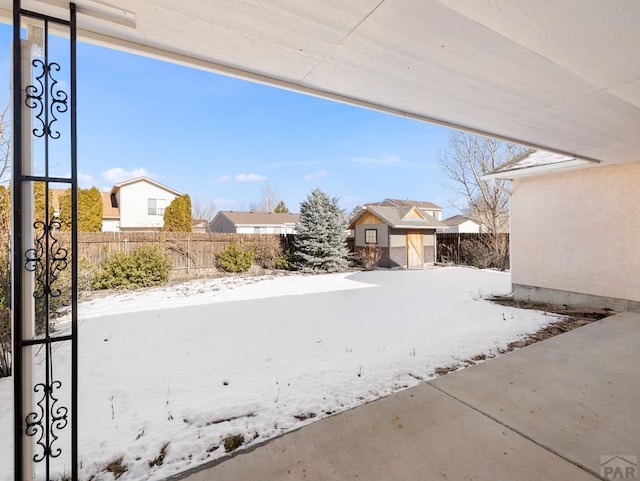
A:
354,223,388,248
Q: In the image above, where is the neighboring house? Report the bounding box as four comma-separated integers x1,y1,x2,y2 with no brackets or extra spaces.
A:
374,198,443,221
102,192,120,232
485,150,640,311
209,211,300,234
192,219,209,234
105,177,183,232
349,205,444,269
442,215,481,233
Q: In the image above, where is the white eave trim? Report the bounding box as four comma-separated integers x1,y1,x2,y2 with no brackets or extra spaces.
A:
482,158,597,180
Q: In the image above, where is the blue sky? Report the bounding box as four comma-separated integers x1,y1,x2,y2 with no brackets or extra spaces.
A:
0,23,460,216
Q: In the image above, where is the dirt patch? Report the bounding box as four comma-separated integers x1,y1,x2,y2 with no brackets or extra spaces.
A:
432,298,613,377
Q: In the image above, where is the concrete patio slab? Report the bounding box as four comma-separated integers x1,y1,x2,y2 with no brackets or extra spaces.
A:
431,311,640,477
176,312,640,481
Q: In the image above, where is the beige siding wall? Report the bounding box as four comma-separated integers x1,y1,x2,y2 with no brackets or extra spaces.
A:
102,219,120,232
511,161,640,302
119,181,179,229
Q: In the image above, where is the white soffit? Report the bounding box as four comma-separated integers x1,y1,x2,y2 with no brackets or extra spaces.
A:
2,0,640,164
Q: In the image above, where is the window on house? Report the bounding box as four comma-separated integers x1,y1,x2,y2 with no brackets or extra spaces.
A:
365,229,377,244
148,198,167,216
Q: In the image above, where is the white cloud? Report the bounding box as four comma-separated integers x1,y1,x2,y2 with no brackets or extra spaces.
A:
351,155,406,166
78,172,94,188
101,167,156,184
213,175,232,184
235,173,267,183
303,170,329,181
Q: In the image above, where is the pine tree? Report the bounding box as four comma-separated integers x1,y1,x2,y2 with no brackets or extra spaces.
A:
274,200,289,213
294,188,349,272
163,194,192,232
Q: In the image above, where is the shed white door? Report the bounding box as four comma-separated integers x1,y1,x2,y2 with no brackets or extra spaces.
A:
407,233,424,269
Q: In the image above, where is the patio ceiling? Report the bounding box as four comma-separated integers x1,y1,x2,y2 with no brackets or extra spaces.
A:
2,0,640,165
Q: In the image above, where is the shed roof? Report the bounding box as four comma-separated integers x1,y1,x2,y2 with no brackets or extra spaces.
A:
376,199,443,210
352,205,444,229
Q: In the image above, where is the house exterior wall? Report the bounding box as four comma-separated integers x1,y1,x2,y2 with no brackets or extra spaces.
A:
511,161,640,309
209,216,237,233
236,225,295,234
444,220,480,234
102,219,120,232
118,181,179,230
420,208,442,221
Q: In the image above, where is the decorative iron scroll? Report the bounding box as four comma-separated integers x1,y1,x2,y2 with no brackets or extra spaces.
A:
25,378,69,461
25,218,68,300
24,59,68,139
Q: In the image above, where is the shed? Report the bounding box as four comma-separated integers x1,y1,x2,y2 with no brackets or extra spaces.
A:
349,205,444,269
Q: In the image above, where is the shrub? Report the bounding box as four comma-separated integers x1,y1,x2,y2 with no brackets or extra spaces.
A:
459,235,509,270
357,245,382,270
216,243,254,273
275,248,295,271
250,237,283,269
93,244,171,290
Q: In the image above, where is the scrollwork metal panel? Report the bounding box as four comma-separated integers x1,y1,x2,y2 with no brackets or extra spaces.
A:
12,2,77,481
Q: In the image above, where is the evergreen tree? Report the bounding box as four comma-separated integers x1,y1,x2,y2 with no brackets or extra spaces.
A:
163,194,192,232
58,187,103,232
294,188,349,272
274,200,289,213
34,182,53,227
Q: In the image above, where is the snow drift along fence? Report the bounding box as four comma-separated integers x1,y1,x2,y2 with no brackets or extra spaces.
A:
53,232,293,278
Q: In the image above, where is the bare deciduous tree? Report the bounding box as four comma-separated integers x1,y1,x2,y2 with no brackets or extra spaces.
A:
192,198,217,222
249,181,280,213
440,131,526,234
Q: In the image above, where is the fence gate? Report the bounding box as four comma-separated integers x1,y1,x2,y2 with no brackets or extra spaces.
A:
12,2,78,480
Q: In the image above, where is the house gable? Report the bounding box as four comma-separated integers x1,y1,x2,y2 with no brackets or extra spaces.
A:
401,207,426,221
116,178,182,231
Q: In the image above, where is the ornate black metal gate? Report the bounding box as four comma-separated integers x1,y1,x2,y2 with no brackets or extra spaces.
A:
12,2,78,480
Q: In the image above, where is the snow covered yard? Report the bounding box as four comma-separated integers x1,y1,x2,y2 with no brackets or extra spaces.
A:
0,267,560,481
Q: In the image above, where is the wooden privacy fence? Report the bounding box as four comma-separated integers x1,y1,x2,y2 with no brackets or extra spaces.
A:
53,232,293,278
436,232,510,266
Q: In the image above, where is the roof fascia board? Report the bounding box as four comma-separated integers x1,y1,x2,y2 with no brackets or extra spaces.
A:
482,159,597,180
